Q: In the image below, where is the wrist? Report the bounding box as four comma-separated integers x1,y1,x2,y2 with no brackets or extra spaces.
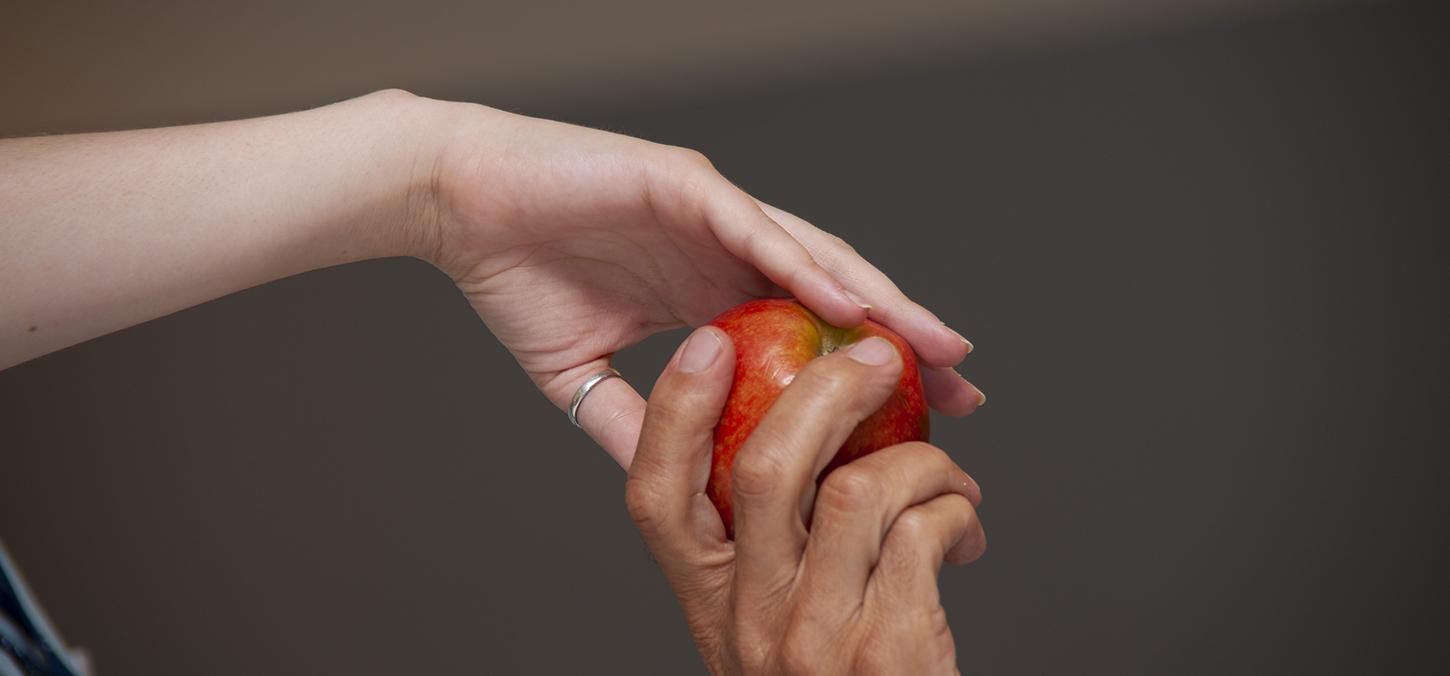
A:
384,95,523,279
324,89,454,264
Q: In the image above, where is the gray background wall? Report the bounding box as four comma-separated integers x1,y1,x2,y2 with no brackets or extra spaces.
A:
2,1,1447,673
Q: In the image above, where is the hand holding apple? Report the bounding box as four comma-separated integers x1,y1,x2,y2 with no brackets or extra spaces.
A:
625,319,983,674
706,299,930,537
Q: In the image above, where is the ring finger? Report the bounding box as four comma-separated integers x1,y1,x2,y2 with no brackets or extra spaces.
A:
798,442,981,611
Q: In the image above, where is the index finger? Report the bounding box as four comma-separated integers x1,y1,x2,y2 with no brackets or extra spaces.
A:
756,201,974,368
648,151,869,329
729,336,905,602
758,201,987,416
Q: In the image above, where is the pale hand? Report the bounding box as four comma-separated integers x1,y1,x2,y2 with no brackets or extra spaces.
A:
415,101,985,467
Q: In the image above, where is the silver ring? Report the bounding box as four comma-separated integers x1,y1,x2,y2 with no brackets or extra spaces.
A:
568,368,622,428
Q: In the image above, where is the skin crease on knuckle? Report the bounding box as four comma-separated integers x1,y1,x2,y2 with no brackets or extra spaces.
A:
777,626,833,676
887,509,941,564
623,475,668,536
672,146,714,171
641,144,714,227
866,512,944,604
815,465,882,519
731,359,885,506
675,148,724,202
821,231,857,258
728,616,781,676
644,392,702,431
898,441,980,508
798,362,860,403
731,439,791,501
796,357,894,423
887,493,983,568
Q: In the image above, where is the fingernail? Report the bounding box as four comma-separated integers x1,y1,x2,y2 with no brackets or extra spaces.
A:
973,384,987,407
847,337,896,365
943,323,974,353
678,327,723,373
842,288,872,310
963,472,981,499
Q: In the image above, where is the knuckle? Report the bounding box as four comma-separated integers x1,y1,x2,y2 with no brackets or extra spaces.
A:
651,146,724,216
779,639,820,676
664,145,714,173
890,508,937,548
731,619,775,674
824,231,858,256
850,637,895,676
897,440,949,463
367,87,417,102
603,404,646,441
677,146,714,168
779,618,830,676
797,359,860,400
817,465,882,516
623,477,667,535
874,542,915,583
732,447,788,499
644,393,694,427
642,392,717,439
940,492,978,524
895,441,966,485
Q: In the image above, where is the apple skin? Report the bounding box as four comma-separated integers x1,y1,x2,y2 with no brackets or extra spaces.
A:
707,298,929,538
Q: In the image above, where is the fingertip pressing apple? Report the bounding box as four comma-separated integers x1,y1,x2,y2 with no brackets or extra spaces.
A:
773,256,870,331
646,325,737,423
629,326,737,525
861,300,973,369
675,325,728,374
843,335,900,366
790,270,871,332
825,298,983,416
847,299,984,413
748,201,975,371
703,298,929,538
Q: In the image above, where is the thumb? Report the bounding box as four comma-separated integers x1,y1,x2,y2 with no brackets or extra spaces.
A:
626,326,736,544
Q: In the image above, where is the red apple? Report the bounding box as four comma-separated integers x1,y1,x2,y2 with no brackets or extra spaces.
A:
707,298,929,538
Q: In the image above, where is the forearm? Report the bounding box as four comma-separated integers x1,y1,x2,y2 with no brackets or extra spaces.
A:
0,89,441,368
